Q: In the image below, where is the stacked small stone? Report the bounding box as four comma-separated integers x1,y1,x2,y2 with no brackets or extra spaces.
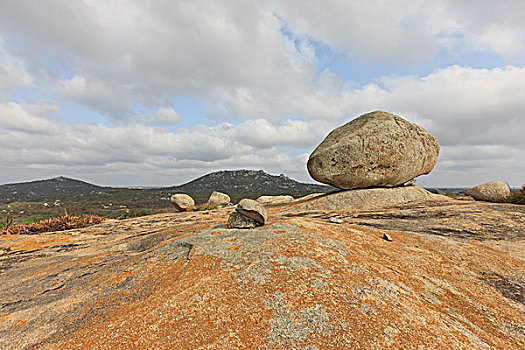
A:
227,199,267,229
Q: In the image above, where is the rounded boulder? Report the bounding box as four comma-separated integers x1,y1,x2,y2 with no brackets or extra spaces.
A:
207,191,230,208
170,194,195,212
307,111,440,189
464,181,510,202
236,199,267,225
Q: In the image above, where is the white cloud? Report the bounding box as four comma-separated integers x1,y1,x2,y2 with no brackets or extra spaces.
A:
339,65,525,148
0,101,59,134
0,37,34,99
2,63,525,187
275,0,525,62
138,107,181,126
424,144,525,187
0,101,316,185
1,1,524,121
0,1,524,187
226,119,326,149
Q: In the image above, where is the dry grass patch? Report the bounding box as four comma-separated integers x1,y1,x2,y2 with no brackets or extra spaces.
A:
1,209,105,235
507,185,525,205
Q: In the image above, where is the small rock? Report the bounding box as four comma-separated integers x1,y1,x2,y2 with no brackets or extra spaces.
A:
236,199,267,224
227,212,260,229
207,191,230,208
329,217,344,224
383,233,392,242
464,181,510,202
256,195,294,205
403,179,416,187
170,194,195,211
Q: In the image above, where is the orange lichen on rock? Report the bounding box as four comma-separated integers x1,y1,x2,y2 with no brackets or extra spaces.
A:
0,199,524,349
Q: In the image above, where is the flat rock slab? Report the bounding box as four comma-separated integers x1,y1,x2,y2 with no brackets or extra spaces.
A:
297,185,448,211
256,195,294,206
0,201,524,349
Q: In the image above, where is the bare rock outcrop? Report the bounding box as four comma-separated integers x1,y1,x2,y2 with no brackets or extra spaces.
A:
236,198,267,224
170,193,195,211
227,198,268,229
227,211,259,229
307,111,439,189
206,191,230,207
298,186,448,211
256,195,294,205
465,181,510,202
1,200,524,349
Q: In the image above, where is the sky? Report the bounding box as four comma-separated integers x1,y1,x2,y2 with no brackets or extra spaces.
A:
0,0,524,187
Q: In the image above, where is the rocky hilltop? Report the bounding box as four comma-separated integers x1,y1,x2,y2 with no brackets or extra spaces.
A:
0,177,106,203
0,194,523,349
0,171,334,223
163,169,335,203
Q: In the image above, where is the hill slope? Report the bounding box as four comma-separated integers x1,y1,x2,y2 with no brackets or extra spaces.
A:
0,176,106,203
162,169,335,203
0,171,335,222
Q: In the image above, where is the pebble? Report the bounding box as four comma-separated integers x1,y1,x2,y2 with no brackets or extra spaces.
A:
329,217,344,224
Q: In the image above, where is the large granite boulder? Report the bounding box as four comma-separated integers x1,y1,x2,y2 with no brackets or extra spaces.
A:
464,181,510,202
206,191,230,208
307,111,440,189
236,199,267,225
170,194,195,212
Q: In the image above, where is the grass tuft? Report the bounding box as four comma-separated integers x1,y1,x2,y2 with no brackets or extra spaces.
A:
506,185,525,205
197,204,218,211
1,209,105,235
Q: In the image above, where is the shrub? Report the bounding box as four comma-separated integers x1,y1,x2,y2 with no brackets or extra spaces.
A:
197,204,218,211
1,209,105,235
506,185,525,205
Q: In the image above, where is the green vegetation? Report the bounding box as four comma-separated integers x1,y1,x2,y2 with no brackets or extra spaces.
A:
0,191,174,225
0,171,335,225
507,185,525,204
197,204,218,211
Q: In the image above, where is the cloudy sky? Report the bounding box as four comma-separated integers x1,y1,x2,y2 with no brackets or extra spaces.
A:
0,0,524,187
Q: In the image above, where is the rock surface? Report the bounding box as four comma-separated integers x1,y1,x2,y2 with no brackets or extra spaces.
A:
236,198,268,224
206,191,230,207
227,211,259,229
465,181,510,202
170,193,195,211
307,111,440,189
1,195,524,349
299,186,446,211
256,195,294,205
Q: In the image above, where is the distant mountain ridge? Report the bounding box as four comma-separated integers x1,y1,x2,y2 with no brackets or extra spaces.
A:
0,176,107,203
162,169,336,203
0,170,335,205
